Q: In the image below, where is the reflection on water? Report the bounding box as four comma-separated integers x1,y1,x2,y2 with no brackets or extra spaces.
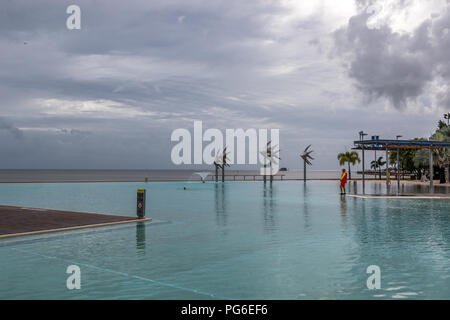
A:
215,183,227,227
1,181,450,299
136,222,146,255
352,181,358,195
347,194,450,299
262,183,277,232
302,183,311,231
354,181,450,195
340,195,347,225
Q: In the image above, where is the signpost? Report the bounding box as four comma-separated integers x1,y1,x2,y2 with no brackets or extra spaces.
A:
137,189,146,218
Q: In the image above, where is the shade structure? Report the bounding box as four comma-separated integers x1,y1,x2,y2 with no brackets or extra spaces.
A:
353,139,450,150
353,139,450,193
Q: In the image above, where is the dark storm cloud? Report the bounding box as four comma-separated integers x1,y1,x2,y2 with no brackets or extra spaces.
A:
332,1,450,109
0,0,67,35
0,0,296,112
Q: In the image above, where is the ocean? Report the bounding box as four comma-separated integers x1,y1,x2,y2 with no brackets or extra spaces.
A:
0,169,347,182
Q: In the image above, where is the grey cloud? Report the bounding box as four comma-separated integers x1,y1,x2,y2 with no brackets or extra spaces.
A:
332,2,450,109
69,129,91,136
59,128,92,137
0,117,24,139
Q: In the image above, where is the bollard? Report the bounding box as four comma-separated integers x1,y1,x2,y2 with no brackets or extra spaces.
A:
137,189,146,218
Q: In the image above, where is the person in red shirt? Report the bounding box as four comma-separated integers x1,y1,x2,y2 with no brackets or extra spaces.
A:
340,168,348,194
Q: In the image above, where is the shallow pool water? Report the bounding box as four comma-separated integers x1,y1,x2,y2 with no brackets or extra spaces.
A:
0,181,449,299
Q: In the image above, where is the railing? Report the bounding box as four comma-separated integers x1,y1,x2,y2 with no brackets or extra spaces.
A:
209,174,286,181
356,171,416,179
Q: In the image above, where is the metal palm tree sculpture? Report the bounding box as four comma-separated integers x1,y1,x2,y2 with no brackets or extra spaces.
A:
214,147,230,182
214,152,222,183
260,141,280,183
300,145,314,182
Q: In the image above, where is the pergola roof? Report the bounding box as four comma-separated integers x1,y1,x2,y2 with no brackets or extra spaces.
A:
353,139,450,150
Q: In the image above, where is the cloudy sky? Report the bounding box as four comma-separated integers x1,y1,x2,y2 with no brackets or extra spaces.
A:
0,0,449,169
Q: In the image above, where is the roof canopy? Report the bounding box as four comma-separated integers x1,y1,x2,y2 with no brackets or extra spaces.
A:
353,139,450,150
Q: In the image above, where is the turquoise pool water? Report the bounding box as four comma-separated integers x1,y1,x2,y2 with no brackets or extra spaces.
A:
0,181,449,299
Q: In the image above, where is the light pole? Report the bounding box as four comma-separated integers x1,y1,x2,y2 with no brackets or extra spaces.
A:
359,131,368,193
429,139,434,193
396,135,402,191
372,134,379,180
444,112,450,125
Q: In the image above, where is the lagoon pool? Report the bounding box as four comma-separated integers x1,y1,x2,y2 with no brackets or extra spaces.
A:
0,181,449,299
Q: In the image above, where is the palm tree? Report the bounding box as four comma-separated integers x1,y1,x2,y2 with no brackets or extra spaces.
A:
370,156,386,180
337,151,361,180
440,126,450,182
430,128,450,183
413,129,450,183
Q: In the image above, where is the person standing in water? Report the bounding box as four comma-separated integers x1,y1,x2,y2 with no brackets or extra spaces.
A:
340,168,348,194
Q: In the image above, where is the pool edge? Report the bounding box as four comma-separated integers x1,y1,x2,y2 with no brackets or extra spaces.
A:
347,194,450,199
0,217,152,240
